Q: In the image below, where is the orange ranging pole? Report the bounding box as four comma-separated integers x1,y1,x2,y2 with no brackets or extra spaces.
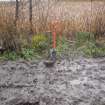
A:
52,31,56,48
50,20,63,48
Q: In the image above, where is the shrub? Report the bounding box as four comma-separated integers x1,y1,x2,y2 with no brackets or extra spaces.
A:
0,51,19,61
78,41,105,57
20,48,35,60
0,48,42,61
76,32,105,57
0,22,21,53
75,32,95,47
56,36,70,57
32,34,48,52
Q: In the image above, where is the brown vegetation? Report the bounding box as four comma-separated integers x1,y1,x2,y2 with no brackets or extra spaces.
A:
0,0,105,51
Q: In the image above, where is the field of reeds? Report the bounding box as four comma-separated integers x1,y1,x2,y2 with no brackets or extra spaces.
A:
0,1,105,33
0,0,105,59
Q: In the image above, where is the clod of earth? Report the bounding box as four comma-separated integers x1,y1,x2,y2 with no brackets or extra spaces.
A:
16,102,39,105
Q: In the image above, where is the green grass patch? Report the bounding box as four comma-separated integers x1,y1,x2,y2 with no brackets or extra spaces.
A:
76,32,105,58
0,48,43,61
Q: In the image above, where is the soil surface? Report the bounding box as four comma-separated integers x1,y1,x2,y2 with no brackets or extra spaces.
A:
0,57,105,105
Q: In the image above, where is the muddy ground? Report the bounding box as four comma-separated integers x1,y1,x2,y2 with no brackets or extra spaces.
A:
0,57,105,105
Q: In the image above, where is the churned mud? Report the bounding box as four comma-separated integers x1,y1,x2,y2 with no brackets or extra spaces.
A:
0,57,105,105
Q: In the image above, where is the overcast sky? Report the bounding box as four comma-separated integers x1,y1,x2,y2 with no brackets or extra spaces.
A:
0,0,15,1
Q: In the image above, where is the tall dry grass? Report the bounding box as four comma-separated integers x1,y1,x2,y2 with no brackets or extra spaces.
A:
91,2,105,38
0,5,21,52
0,0,105,48
62,1,105,39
